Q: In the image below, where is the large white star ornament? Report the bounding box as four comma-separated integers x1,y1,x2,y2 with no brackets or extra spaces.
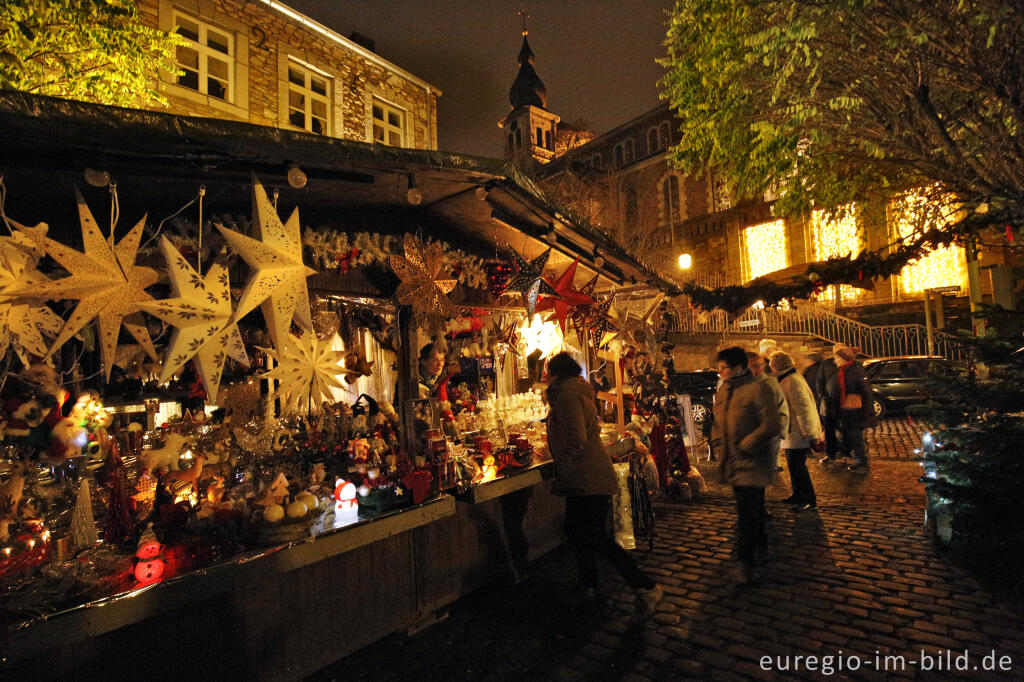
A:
138,238,249,402
216,178,317,349
261,332,357,416
10,188,159,380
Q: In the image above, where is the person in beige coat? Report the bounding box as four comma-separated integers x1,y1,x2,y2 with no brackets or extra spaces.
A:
711,346,781,583
770,351,825,511
545,352,663,619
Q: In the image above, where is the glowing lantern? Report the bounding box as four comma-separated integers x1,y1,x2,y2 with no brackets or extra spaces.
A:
677,253,692,270
133,523,166,586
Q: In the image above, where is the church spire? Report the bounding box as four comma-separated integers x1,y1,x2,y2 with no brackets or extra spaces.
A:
508,12,547,110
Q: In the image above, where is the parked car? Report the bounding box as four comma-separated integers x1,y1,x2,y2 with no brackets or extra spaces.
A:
862,356,960,419
668,370,719,424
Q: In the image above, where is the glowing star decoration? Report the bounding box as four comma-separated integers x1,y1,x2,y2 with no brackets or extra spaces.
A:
261,333,356,416
609,293,665,350
138,238,249,402
11,188,158,380
517,313,563,358
535,258,595,334
506,246,559,316
215,178,317,349
0,224,64,366
388,234,458,328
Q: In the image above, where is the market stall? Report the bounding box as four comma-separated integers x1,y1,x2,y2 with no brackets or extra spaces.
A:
0,92,678,678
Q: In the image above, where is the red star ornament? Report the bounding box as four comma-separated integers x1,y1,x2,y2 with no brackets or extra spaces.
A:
567,274,600,343
535,259,595,334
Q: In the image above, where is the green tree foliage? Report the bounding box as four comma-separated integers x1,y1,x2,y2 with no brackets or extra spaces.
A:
661,0,1024,308
0,0,183,107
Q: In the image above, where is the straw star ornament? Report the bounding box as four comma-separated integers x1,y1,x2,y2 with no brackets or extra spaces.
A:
216,178,317,349
389,234,458,328
138,238,249,402
261,333,356,416
10,188,159,380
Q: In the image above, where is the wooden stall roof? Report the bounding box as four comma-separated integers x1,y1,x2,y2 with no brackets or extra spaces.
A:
0,92,672,293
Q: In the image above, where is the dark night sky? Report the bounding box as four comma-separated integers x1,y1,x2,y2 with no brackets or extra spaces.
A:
285,0,674,159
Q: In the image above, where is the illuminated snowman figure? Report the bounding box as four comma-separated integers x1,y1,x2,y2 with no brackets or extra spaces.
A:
333,479,359,519
133,523,166,586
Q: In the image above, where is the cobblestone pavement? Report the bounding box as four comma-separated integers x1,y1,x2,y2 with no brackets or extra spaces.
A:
863,417,926,461
310,458,1024,681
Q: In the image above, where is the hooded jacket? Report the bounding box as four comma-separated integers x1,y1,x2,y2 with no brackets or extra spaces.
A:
711,369,781,487
545,375,618,496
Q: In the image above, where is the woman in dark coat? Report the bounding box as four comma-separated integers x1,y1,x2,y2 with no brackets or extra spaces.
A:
828,345,876,472
545,352,663,619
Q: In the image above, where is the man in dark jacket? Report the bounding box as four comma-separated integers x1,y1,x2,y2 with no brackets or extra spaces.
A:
711,346,781,583
804,351,840,464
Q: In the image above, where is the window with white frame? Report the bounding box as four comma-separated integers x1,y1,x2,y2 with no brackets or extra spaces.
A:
372,98,406,146
173,12,233,102
287,62,331,135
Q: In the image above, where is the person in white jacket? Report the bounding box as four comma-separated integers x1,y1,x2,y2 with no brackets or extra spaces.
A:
770,351,825,512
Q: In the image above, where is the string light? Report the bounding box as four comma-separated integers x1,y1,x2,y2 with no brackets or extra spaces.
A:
891,189,967,295
811,204,861,301
743,219,787,281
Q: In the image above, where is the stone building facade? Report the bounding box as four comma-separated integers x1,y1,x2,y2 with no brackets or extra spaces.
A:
137,0,439,150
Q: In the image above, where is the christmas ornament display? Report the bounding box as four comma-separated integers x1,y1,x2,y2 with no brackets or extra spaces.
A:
216,178,317,349
484,259,516,299
388,234,458,328
262,333,355,415
139,237,249,402
505,246,559,316
16,188,159,380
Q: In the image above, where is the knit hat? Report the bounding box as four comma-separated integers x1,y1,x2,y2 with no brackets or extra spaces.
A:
834,344,859,361
769,351,794,373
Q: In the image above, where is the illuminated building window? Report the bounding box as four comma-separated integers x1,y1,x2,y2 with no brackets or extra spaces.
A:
890,190,967,295
743,219,788,281
287,61,331,135
173,13,234,102
372,98,406,146
811,204,862,301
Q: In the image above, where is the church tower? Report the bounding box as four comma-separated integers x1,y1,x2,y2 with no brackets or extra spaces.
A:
499,24,559,166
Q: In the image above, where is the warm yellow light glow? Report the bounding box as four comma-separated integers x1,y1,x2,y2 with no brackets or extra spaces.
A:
743,220,787,281
811,204,862,301
891,189,967,295
678,253,692,270
518,314,563,358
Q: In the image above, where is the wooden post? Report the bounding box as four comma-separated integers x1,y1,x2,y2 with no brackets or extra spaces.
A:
395,306,419,459
596,346,631,438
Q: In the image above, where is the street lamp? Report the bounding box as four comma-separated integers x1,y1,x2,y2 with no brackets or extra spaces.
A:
677,253,692,270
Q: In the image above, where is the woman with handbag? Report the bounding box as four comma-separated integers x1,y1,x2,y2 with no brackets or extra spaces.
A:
829,345,876,473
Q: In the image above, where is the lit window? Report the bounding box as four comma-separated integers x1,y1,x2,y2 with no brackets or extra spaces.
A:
287,62,331,135
811,204,862,301
890,189,967,295
743,219,788,281
662,175,682,225
372,98,406,146
173,13,234,102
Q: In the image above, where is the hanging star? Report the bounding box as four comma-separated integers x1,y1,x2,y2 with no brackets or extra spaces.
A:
0,224,64,366
216,178,317,350
609,293,666,350
9,188,158,380
535,259,595,334
261,332,356,416
585,298,622,348
138,238,250,403
489,315,521,371
567,274,600,344
389,234,459,328
506,246,559,316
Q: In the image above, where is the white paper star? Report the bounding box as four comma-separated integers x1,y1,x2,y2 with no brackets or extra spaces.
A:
262,333,356,416
138,238,249,402
0,223,64,366
10,188,158,380
216,178,316,349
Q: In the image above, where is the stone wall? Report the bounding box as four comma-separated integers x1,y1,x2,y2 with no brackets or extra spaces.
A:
138,0,437,149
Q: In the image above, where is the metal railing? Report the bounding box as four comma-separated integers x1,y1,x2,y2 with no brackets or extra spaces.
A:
669,303,969,362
